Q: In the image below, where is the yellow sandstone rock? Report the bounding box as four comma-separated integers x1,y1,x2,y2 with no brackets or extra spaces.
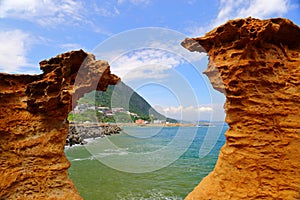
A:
182,17,300,200
0,50,119,199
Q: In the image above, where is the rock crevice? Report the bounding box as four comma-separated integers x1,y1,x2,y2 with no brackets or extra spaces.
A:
182,17,300,199
0,50,119,200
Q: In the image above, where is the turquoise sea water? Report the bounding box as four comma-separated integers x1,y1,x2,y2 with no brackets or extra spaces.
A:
65,126,227,200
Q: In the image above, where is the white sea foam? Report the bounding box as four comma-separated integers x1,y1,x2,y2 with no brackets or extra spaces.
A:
117,189,182,200
71,156,96,162
64,143,84,150
94,149,129,158
64,136,103,151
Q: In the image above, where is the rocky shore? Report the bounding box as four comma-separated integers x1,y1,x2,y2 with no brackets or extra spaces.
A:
66,124,122,147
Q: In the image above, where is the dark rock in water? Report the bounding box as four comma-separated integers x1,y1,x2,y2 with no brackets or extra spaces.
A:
66,124,121,146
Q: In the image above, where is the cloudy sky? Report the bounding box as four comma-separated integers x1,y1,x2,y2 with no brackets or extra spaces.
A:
1,0,299,121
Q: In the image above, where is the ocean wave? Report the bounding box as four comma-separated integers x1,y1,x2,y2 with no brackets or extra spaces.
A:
64,143,83,150
94,148,129,158
70,157,96,162
116,189,183,200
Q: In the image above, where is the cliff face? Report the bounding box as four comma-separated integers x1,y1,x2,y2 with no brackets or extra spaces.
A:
182,18,300,199
0,50,119,200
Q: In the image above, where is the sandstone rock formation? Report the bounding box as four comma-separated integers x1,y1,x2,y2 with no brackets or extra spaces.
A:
0,50,119,199
182,17,300,199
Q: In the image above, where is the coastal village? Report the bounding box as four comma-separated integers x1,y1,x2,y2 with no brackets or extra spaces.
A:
67,103,170,146
71,103,168,125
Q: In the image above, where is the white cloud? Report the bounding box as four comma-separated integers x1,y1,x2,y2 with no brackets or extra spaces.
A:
154,105,218,121
198,106,213,112
213,0,290,27
237,0,288,17
93,2,120,17
187,0,292,36
110,48,184,81
0,0,85,26
0,29,33,73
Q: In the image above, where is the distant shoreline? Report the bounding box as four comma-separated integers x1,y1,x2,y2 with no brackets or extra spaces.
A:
69,122,197,127
66,122,225,147
119,123,196,127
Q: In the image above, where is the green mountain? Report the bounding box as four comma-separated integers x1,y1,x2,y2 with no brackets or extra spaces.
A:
75,81,177,123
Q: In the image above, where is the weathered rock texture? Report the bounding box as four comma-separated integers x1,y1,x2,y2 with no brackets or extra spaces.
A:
182,17,300,199
0,50,119,199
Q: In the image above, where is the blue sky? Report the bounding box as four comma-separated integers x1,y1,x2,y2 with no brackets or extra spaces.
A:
1,0,299,121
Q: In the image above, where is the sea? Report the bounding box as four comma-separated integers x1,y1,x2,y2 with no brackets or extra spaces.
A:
65,125,227,200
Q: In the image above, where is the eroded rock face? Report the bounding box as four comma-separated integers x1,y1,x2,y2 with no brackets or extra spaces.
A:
0,50,119,199
182,17,300,199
